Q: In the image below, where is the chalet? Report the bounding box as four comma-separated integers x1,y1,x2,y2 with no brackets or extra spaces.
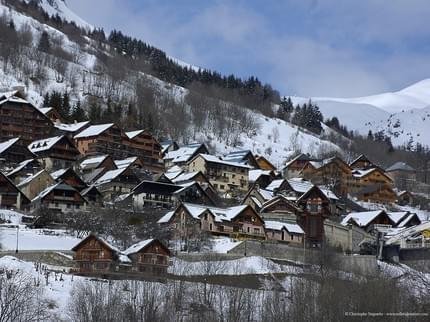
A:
31,182,87,213
341,210,395,233
124,130,163,173
386,162,417,190
349,154,376,169
114,156,152,181
0,171,30,210
71,234,123,273
123,239,171,275
296,186,332,246
158,203,266,241
242,186,274,211
94,167,141,200
223,150,259,168
397,191,414,205
387,211,421,228
187,154,250,196
255,155,277,171
163,143,209,168
350,168,396,204
54,121,90,137
264,220,304,244
282,153,314,178
248,169,277,188
169,171,219,205
80,185,103,207
28,136,81,171
160,140,179,157
132,181,183,210
300,156,352,196
74,123,126,158
17,169,55,200
80,155,117,184
6,159,42,184
258,195,301,222
0,137,35,166
51,168,87,191
0,90,53,144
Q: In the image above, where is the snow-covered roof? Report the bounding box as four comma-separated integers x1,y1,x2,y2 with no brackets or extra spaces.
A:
54,121,89,132
95,168,127,186
265,179,285,191
397,213,418,228
0,138,20,154
17,169,49,188
125,130,144,139
114,157,138,169
386,162,415,172
6,159,36,177
28,136,64,153
287,178,338,200
38,107,52,115
341,210,385,227
123,239,154,255
31,182,77,202
352,168,377,178
74,123,114,138
248,169,272,182
385,221,430,245
172,171,199,183
264,220,304,234
164,143,203,163
258,189,274,201
50,168,67,180
222,150,253,164
158,211,175,223
80,155,109,170
387,212,409,225
197,154,252,169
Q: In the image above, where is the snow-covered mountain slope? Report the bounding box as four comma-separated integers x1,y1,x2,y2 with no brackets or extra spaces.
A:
291,79,430,147
21,0,93,30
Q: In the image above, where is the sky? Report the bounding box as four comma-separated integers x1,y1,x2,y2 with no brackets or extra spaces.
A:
67,0,430,98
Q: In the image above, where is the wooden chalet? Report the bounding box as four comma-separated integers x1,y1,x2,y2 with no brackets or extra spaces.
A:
255,155,277,171
350,168,396,204
282,153,314,178
341,210,395,233
51,168,87,191
349,154,376,169
72,234,122,273
296,186,332,246
0,171,30,210
6,159,42,184
54,121,90,137
388,211,421,228
123,239,171,275
31,182,87,213
160,140,179,157
80,155,117,184
124,130,164,173
0,137,36,165
300,156,352,197
28,135,81,171
158,203,266,241
386,162,417,190
0,90,53,144
397,191,414,205
248,169,277,189
132,181,183,210
80,185,103,207
94,167,141,200
264,220,304,244
258,195,301,221
17,169,55,200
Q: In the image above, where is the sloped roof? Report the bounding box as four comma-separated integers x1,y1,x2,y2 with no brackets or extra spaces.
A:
80,155,111,170
248,169,273,183
32,182,77,202
123,239,154,255
6,159,38,177
386,162,415,172
17,169,51,188
172,171,200,183
133,180,182,195
0,138,20,154
95,168,128,186
114,157,139,169
125,129,144,139
50,168,67,180
387,212,409,225
164,143,204,163
74,123,114,138
54,121,89,133
28,136,64,153
341,210,386,227
264,220,304,234
196,154,252,169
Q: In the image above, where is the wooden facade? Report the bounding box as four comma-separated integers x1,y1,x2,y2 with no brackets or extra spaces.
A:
350,168,396,204
0,92,53,144
256,155,277,171
124,130,163,173
0,171,30,210
124,239,171,275
0,138,36,165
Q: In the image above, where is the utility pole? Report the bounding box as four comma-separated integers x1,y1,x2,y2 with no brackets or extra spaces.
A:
15,225,19,254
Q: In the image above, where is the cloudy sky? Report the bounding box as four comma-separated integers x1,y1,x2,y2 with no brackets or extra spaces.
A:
68,0,430,97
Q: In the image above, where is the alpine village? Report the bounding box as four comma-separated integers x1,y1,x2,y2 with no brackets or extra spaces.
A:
0,0,429,321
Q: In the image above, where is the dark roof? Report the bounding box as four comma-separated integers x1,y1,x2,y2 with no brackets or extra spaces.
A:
133,180,183,195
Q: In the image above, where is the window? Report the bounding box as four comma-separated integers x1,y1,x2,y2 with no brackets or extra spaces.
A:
209,223,213,230
291,235,294,240
220,185,225,190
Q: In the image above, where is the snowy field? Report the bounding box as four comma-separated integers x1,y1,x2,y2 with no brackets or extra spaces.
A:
0,227,81,251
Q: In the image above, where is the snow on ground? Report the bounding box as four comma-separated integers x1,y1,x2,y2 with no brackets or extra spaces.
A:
0,227,80,251
169,256,301,276
210,237,242,253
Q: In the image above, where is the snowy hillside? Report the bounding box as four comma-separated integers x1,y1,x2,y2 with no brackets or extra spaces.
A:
291,79,430,147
